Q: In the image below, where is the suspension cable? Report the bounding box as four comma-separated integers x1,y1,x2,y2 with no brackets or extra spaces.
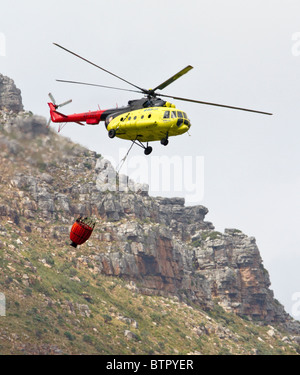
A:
116,141,135,174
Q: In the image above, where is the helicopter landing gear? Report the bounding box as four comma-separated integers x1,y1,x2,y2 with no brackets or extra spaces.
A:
108,129,116,138
130,139,153,155
144,146,153,155
160,132,169,146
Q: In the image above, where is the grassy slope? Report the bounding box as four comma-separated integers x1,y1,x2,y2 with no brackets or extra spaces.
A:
0,219,299,355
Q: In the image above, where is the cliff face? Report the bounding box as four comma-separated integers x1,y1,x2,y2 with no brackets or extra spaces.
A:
93,197,288,325
0,75,299,338
0,74,23,113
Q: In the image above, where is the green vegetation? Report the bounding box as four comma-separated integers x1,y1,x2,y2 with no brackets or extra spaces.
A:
0,220,298,355
191,239,202,247
201,231,223,241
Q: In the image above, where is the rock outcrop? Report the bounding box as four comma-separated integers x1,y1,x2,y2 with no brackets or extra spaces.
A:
0,74,23,112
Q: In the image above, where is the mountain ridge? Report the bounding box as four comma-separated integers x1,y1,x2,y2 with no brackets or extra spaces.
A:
0,74,299,354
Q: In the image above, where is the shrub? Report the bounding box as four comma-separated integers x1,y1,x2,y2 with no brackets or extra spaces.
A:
64,331,75,341
102,314,112,323
35,329,43,339
83,334,93,344
201,231,222,241
24,288,32,296
191,239,202,248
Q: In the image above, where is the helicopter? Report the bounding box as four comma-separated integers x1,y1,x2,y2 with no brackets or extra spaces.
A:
48,43,272,155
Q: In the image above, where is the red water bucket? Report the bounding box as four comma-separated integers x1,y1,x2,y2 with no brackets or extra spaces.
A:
70,220,93,248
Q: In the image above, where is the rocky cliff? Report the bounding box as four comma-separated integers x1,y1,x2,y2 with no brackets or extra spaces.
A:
0,75,299,354
0,74,23,113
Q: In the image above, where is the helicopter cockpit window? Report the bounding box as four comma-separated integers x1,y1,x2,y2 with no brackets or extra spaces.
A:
163,111,170,119
177,111,183,118
183,112,187,119
171,111,177,118
105,116,113,126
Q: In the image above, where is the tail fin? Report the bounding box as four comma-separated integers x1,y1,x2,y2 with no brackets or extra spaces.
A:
48,102,67,122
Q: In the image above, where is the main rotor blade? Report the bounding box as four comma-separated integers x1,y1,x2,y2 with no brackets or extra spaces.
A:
56,79,143,95
53,43,147,93
153,65,193,92
158,93,273,115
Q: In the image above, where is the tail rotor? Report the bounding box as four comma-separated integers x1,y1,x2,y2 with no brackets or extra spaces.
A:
47,92,72,128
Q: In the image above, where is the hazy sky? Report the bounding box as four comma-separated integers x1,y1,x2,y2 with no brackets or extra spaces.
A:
1,0,300,318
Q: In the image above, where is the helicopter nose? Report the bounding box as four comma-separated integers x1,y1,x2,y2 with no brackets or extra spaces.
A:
180,124,189,133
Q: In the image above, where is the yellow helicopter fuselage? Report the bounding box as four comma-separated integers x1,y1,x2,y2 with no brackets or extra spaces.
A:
106,105,191,142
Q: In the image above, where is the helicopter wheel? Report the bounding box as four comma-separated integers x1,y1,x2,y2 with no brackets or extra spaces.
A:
108,129,116,138
144,146,153,155
161,138,169,146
